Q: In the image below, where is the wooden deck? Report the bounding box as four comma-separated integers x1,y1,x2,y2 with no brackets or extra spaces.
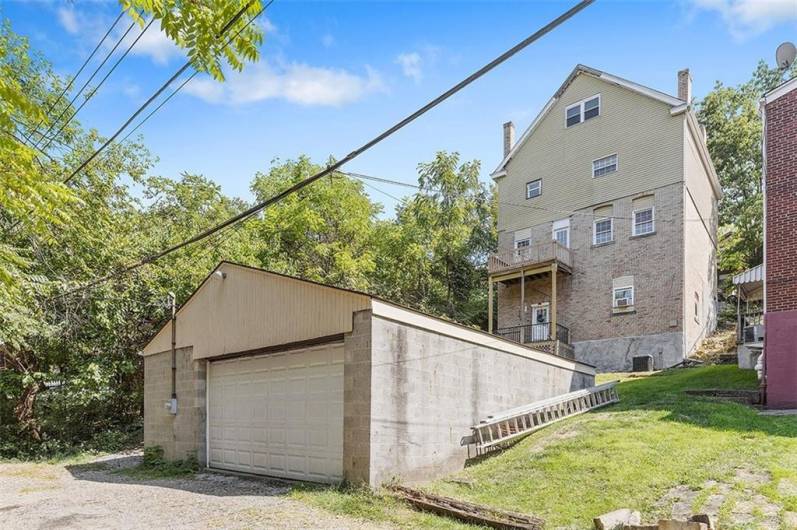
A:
488,241,572,279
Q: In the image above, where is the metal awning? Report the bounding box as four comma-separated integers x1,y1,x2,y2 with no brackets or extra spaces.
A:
733,264,763,300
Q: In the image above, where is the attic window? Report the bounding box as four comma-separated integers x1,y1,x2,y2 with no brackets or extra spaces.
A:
565,94,601,127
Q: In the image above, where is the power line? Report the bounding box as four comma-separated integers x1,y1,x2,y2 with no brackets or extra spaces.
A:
34,16,141,149
53,1,593,300
23,9,128,146
346,170,715,224
59,0,261,187
40,18,156,152
2,1,266,238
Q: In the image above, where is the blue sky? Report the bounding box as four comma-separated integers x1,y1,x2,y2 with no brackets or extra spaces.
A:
4,0,797,215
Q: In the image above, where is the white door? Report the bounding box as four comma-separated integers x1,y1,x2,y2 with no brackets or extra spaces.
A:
208,343,344,483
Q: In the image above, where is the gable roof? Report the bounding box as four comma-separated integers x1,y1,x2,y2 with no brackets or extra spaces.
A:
491,64,686,178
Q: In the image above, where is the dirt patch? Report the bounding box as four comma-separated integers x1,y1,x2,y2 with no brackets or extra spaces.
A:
0,451,391,529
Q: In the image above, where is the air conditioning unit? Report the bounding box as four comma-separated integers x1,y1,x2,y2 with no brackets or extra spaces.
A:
632,355,654,372
616,298,631,307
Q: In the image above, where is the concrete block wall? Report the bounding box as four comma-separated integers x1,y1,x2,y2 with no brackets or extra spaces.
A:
497,182,686,371
351,311,594,486
343,310,373,484
143,346,206,462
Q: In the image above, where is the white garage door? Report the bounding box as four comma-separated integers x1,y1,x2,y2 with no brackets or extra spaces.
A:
207,343,344,483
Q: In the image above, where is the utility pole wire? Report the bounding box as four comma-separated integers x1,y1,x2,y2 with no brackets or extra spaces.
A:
60,0,259,186
3,1,265,236
23,9,129,146
40,18,157,152
34,17,141,149
56,0,594,298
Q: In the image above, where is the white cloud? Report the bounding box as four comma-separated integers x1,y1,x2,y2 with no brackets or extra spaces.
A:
396,52,423,83
57,7,80,35
126,25,184,65
689,0,797,37
184,62,386,107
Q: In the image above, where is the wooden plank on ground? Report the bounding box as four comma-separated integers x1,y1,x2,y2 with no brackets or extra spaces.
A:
390,485,544,530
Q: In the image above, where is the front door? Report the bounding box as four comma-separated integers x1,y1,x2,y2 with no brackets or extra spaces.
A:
531,304,550,341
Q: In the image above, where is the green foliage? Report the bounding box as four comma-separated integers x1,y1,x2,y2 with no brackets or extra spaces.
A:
250,157,381,292
697,60,797,274
371,152,495,327
122,0,265,81
119,445,198,479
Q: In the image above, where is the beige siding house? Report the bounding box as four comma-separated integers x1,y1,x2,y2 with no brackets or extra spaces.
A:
488,65,720,371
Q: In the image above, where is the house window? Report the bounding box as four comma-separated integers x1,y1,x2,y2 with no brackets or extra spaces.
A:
565,94,601,127
526,179,541,199
613,286,634,308
593,218,613,245
515,238,530,249
592,154,618,177
552,218,570,248
633,207,655,236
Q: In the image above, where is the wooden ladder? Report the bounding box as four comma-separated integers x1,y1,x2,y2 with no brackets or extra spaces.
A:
470,382,619,452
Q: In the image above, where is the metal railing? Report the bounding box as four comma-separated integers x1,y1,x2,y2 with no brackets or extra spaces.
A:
488,241,572,275
494,322,571,345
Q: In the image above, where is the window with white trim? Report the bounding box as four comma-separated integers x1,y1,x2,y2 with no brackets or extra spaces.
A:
565,94,600,127
515,238,530,249
526,179,541,199
633,207,655,236
613,286,634,308
592,154,618,177
593,218,613,245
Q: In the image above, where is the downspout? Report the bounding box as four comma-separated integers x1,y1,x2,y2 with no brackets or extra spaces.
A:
169,292,178,415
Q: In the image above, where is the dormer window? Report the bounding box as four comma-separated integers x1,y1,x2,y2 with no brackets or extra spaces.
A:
565,94,601,127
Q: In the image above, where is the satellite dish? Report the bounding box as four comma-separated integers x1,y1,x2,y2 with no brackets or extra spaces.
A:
776,42,796,70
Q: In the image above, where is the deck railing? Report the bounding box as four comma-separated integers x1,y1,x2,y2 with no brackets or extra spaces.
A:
488,241,572,275
494,322,571,345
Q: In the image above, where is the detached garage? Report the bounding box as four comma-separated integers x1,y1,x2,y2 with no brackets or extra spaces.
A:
142,261,595,486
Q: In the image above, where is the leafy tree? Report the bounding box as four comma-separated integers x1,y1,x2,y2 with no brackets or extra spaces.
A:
697,60,797,273
250,157,381,292
371,152,495,327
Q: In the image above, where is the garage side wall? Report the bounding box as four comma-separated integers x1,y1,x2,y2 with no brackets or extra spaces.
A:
356,311,594,486
143,347,207,463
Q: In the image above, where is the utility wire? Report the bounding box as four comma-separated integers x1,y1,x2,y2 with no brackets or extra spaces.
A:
40,18,156,152
34,16,140,149
55,0,594,299
23,9,128,145
59,0,261,187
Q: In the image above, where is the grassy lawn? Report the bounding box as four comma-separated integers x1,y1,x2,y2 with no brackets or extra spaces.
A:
296,366,797,529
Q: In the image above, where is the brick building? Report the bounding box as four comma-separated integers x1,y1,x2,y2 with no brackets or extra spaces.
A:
488,65,721,371
762,76,797,408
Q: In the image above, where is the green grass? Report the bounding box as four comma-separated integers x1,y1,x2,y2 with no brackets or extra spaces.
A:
296,366,797,529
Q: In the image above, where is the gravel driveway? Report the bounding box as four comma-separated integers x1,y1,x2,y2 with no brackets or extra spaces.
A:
0,451,389,529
